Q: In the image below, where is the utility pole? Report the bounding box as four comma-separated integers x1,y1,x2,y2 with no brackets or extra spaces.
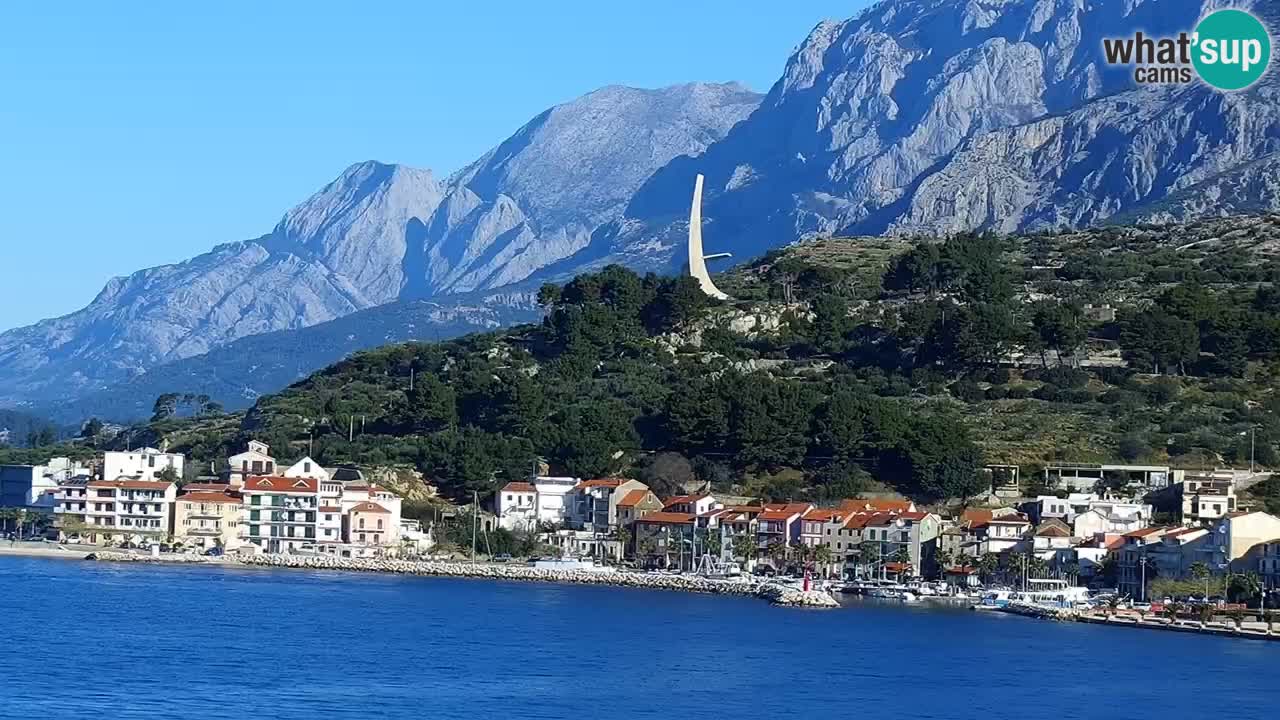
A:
1139,556,1148,603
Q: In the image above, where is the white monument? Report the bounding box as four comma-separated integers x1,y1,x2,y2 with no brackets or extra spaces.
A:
688,174,731,300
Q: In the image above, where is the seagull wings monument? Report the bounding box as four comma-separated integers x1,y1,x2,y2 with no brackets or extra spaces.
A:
688,173,731,300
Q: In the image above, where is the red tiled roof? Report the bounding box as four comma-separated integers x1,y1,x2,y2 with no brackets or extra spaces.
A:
1123,526,1167,538
319,506,341,512
884,562,911,572
617,489,651,508
663,494,709,508
502,482,537,494
898,511,929,521
803,508,843,522
177,492,240,504
945,566,979,575
759,509,801,521
634,511,695,525
87,480,173,491
241,476,318,494
349,501,389,514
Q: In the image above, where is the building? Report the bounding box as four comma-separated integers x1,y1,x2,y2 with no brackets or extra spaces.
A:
1072,498,1152,537
496,481,538,531
174,491,242,551
103,448,184,482
757,503,812,554
1116,527,1171,598
1238,539,1280,594
227,441,276,489
239,476,318,553
616,488,663,527
1025,496,1073,525
347,501,398,546
53,477,91,534
283,456,331,482
78,479,177,544
1,458,89,510
1043,463,1172,492
663,494,721,516
970,514,1032,555
1211,512,1280,572
568,478,654,535
633,512,696,568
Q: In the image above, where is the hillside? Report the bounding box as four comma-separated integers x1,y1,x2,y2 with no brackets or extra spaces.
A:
37,293,542,425
108,214,1280,506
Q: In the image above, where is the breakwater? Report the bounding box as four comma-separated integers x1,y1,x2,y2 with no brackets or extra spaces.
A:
86,551,839,608
991,602,1279,641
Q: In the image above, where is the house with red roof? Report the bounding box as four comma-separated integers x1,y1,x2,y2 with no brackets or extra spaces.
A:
79,479,178,545
616,488,663,527
240,476,319,554
663,494,721,516
756,503,813,559
633,512,696,569
568,478,656,536
174,489,242,551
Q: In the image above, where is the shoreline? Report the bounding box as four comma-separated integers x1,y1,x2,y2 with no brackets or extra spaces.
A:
76,551,840,608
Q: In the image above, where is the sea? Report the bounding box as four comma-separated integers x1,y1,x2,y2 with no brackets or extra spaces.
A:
1,557,1276,720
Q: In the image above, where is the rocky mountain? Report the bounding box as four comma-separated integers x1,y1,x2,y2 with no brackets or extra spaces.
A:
594,0,1280,269
0,82,760,407
6,0,1280,419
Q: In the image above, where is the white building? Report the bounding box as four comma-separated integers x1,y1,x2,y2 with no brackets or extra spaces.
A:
1072,498,1152,537
79,479,178,544
104,448,185,482
1,457,90,509
283,456,331,482
496,481,539,531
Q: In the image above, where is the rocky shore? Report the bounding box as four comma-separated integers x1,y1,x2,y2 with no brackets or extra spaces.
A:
86,551,840,608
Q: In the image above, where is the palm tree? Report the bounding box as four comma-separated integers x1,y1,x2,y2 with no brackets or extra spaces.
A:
731,533,757,565
977,552,1000,584
0,508,15,536
813,544,834,578
1189,561,1211,599
767,540,788,571
1230,572,1263,605
857,540,881,579
614,526,633,561
933,547,954,580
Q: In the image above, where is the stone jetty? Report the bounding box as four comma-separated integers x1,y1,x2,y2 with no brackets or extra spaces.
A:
87,551,840,608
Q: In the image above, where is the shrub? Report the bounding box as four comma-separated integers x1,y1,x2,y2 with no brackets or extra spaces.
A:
985,386,1009,401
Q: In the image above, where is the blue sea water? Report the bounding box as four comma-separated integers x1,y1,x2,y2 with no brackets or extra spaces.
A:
1,557,1276,720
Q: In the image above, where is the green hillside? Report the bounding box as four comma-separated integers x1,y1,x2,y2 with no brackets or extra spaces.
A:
104,214,1280,506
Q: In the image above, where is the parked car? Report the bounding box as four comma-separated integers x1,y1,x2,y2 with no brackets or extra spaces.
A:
204,547,224,557
493,554,512,563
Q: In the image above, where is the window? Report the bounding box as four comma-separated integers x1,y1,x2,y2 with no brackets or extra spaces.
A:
359,518,365,529
377,519,383,530
359,533,366,542
304,462,311,472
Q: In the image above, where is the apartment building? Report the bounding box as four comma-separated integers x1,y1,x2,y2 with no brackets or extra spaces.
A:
347,501,398,546
174,491,242,551
76,479,177,544
240,476,319,553
228,441,276,489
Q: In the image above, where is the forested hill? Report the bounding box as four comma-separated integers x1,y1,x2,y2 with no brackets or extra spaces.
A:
103,214,1280,506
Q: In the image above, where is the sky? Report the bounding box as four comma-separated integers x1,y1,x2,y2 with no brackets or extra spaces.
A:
0,0,870,332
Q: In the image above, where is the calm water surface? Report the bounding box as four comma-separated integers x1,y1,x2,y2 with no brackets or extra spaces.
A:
1,557,1276,719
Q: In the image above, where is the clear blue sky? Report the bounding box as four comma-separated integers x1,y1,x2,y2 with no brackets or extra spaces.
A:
0,1,868,332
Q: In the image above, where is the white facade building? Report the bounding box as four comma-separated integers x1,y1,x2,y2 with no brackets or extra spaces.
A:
104,449,184,482
496,481,539,531
228,441,276,488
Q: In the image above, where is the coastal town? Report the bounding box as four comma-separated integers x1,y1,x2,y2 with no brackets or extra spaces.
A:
3,442,1279,621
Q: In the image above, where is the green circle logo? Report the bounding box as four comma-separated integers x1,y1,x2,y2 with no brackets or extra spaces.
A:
1192,9,1271,91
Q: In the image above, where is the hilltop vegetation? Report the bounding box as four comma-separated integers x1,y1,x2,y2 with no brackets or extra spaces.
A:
111,215,1280,505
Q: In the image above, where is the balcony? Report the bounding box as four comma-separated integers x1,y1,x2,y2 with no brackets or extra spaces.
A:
186,526,222,536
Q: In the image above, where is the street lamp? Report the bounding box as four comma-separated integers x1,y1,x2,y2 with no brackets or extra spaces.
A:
1139,556,1150,603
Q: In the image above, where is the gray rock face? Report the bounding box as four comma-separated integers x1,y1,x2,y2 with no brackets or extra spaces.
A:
604,0,1280,268
0,83,760,406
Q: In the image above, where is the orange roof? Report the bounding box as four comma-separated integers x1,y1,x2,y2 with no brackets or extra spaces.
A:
178,492,240,504
349,501,389,514
576,478,626,490
319,506,341,512
663,494,708,508
502,482,537,494
960,509,994,527
760,509,801,521
883,562,911,572
617,489,650,508
88,480,173,491
241,476,318,494
634,511,695,525
1123,526,1167,538
803,508,844,522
